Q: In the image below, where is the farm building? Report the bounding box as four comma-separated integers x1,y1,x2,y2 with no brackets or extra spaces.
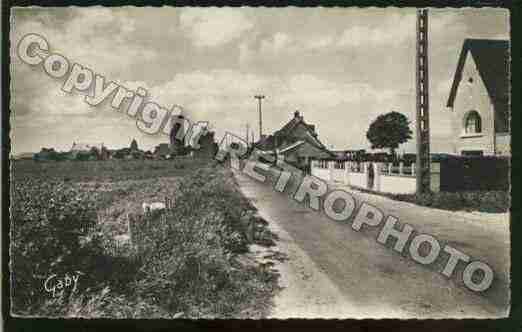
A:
255,111,334,171
446,38,510,156
33,148,58,161
154,143,171,159
13,152,34,160
70,142,110,160
110,139,146,160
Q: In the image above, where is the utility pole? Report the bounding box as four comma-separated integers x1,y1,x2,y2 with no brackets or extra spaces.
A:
254,95,265,141
416,8,431,193
245,123,250,148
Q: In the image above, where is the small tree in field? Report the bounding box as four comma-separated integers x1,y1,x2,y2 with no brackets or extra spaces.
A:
366,111,413,157
130,138,138,151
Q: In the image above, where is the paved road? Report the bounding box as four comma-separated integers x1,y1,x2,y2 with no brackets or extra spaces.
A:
233,166,510,319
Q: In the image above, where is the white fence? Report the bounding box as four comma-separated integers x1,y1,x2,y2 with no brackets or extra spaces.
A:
311,160,440,194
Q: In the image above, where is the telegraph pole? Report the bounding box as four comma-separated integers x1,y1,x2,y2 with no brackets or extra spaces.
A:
254,95,265,141
416,9,431,193
245,123,250,148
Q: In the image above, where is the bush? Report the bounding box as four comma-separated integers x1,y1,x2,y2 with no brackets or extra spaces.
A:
133,167,275,318
461,191,510,213
11,179,148,317
430,192,464,211
11,179,107,313
11,164,277,318
383,189,509,213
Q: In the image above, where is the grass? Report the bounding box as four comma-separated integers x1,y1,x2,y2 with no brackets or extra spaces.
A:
350,185,509,213
10,159,278,318
12,158,205,182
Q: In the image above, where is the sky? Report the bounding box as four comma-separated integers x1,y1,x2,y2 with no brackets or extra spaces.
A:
9,7,509,155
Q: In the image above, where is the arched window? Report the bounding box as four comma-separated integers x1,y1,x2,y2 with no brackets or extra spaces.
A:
464,111,482,134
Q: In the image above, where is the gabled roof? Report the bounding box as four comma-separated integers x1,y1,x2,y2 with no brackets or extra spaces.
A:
447,39,509,107
278,140,305,154
256,141,305,155
254,135,275,150
301,128,330,152
273,112,331,153
254,111,334,157
275,113,315,139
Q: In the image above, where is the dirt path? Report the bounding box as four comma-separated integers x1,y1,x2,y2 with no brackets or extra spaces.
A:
233,168,510,319
250,209,367,318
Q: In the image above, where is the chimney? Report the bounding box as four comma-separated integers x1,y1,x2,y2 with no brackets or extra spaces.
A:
294,110,301,119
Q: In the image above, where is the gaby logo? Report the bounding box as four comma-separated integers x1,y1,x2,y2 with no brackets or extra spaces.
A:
44,271,83,298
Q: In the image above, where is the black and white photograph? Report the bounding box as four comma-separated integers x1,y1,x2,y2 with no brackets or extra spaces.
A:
7,6,510,320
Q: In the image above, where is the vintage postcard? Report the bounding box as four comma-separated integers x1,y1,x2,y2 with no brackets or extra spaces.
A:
8,6,510,319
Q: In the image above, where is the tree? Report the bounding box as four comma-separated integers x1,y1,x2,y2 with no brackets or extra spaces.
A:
366,111,413,157
130,138,138,151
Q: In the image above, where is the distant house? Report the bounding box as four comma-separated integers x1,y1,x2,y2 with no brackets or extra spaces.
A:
70,142,104,153
446,39,510,156
154,143,171,159
109,139,146,160
144,150,155,160
13,152,34,160
255,111,334,170
330,150,364,161
34,148,58,161
70,142,109,160
111,148,132,160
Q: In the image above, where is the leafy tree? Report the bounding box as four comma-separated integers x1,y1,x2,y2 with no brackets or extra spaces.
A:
130,138,138,151
366,111,413,157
